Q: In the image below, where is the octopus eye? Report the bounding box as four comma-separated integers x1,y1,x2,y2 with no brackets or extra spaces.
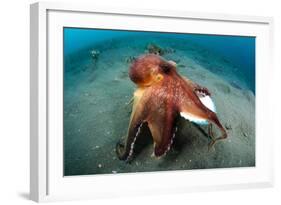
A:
161,63,171,73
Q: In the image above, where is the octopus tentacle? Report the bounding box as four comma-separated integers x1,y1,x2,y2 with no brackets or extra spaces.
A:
116,88,148,161
206,111,227,149
179,98,227,148
183,77,211,96
145,78,179,157
195,87,210,97
178,78,227,147
116,122,144,161
159,126,177,157
148,114,177,157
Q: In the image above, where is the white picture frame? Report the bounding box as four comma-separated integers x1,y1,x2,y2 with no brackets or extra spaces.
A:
30,2,274,202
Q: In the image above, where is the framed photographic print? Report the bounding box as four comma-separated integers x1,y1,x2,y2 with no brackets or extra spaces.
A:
30,2,274,202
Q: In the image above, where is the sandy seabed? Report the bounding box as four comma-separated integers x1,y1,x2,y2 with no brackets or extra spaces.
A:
63,35,255,176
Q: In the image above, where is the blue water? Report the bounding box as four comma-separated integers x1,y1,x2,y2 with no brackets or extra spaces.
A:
64,27,255,92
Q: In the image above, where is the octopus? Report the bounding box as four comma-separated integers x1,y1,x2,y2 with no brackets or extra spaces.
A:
116,54,227,161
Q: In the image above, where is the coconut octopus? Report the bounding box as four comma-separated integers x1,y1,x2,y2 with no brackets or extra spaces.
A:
116,54,227,161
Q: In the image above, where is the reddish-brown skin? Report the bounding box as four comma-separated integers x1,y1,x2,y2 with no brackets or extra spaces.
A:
116,54,227,161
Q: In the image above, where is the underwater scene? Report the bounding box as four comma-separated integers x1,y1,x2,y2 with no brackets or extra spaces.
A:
63,28,255,176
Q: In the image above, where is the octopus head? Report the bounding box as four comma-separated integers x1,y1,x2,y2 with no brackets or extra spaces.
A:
129,54,176,87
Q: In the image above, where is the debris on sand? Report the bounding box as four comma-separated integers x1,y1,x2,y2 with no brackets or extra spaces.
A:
146,43,175,56
125,56,136,64
230,80,242,90
225,123,232,130
242,132,249,138
90,49,100,61
119,70,129,79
